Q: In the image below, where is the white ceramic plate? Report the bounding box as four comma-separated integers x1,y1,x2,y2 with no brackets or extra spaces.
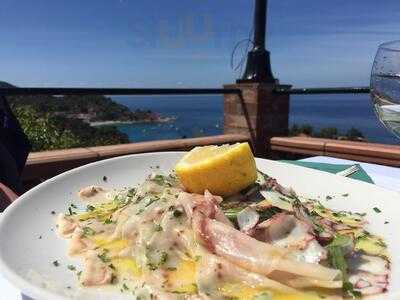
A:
0,152,399,300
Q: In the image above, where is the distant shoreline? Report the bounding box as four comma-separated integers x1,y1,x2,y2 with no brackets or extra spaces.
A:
90,116,176,127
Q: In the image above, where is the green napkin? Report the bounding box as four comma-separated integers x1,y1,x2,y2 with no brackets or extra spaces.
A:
280,160,374,184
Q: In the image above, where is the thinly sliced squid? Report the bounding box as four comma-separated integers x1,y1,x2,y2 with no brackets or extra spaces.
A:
56,214,77,238
285,277,342,289
196,251,297,296
68,227,93,256
348,254,389,276
80,250,113,286
347,254,390,295
237,207,259,233
193,213,340,282
349,271,388,295
178,191,232,226
56,171,391,299
256,213,313,249
260,190,294,212
254,213,327,264
78,186,111,203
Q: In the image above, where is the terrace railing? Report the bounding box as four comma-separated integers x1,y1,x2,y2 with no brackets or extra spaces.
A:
0,87,240,96
274,86,370,95
3,82,399,192
269,85,400,167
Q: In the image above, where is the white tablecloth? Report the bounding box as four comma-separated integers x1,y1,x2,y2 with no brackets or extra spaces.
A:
1,156,399,299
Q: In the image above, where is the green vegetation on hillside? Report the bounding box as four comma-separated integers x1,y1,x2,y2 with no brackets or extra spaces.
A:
14,106,79,151
8,94,157,122
13,105,129,151
289,124,365,141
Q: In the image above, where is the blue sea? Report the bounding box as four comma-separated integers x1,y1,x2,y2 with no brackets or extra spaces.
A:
113,94,398,145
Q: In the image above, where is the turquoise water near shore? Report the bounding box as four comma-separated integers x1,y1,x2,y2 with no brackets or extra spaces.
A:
112,94,398,145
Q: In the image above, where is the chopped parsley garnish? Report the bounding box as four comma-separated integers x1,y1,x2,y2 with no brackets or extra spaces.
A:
151,174,173,187
127,188,136,198
373,207,381,213
194,255,201,262
122,283,129,290
154,224,163,232
70,203,78,209
159,251,168,265
82,226,96,237
326,195,333,200
135,208,144,215
326,235,360,298
257,207,282,222
342,193,349,197
252,293,272,300
278,196,290,203
98,250,111,263
52,260,60,267
145,196,160,207
313,223,325,234
67,265,76,271
111,273,117,284
384,221,389,224
355,212,367,217
356,231,371,241
104,218,114,224
146,250,169,270
86,205,95,212
332,211,347,218
171,284,198,294
133,195,143,204
147,262,158,271
152,175,166,185
173,209,183,218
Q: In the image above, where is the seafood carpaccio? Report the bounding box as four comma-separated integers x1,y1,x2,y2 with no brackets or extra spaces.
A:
56,171,389,299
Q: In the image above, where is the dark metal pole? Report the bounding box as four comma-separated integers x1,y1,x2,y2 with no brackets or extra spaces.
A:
238,0,275,83
253,0,266,49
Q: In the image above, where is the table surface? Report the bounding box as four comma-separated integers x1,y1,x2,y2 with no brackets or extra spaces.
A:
1,156,399,300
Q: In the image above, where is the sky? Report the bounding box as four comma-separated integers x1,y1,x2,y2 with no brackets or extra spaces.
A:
0,0,399,88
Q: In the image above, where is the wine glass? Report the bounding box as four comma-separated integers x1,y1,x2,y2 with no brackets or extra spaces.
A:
371,40,400,139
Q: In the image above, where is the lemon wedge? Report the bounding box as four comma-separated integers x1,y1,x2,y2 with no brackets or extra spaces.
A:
174,143,257,196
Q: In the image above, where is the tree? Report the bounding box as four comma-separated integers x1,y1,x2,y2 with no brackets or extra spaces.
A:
289,123,366,142
346,127,364,140
289,124,299,136
318,127,338,139
13,105,129,151
14,105,80,151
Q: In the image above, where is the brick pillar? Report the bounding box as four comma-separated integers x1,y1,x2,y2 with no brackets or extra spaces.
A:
224,83,290,157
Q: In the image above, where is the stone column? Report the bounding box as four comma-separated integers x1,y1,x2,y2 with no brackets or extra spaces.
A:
223,83,290,157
